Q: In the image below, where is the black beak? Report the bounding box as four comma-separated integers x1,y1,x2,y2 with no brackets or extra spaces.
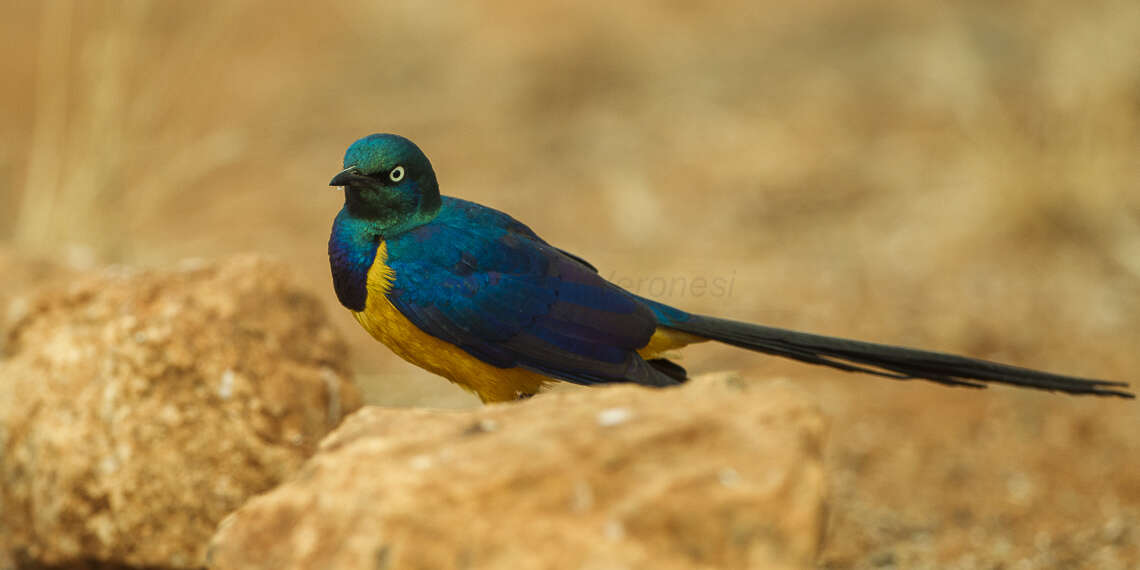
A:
329,167,368,188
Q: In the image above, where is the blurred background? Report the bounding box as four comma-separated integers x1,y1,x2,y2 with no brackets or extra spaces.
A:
2,0,1139,566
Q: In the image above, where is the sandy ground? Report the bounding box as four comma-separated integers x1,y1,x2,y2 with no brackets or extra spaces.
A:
2,1,1138,567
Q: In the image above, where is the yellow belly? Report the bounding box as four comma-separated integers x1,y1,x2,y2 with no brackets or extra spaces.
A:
352,242,707,403
353,242,549,403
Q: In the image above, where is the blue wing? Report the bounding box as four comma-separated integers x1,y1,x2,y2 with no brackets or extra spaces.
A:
383,198,680,387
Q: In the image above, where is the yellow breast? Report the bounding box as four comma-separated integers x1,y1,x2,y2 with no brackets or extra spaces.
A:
351,242,550,403
351,242,708,403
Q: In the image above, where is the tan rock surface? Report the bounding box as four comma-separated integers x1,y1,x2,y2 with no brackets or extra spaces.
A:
0,256,363,568
208,374,828,570
0,248,72,357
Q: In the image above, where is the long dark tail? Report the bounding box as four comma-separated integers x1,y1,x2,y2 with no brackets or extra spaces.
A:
667,313,1133,398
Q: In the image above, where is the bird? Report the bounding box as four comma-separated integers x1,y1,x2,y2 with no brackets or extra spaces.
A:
327,133,1133,403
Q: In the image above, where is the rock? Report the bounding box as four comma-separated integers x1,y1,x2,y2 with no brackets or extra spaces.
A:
208,374,828,570
0,248,72,358
0,256,363,568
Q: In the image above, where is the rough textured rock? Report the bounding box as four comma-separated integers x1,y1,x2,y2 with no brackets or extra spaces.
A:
0,256,363,568
0,248,72,357
208,374,828,570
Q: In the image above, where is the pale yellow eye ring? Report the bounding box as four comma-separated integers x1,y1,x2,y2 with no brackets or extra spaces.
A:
389,166,405,182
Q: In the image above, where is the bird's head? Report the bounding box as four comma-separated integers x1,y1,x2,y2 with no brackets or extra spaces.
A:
330,134,442,233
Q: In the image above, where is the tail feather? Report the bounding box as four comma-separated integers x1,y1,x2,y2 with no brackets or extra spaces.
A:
668,314,1133,398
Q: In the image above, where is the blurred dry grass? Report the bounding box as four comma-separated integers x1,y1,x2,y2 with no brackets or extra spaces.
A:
2,0,1139,567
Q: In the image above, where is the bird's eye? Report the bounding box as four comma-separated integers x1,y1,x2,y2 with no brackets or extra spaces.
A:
389,166,405,183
